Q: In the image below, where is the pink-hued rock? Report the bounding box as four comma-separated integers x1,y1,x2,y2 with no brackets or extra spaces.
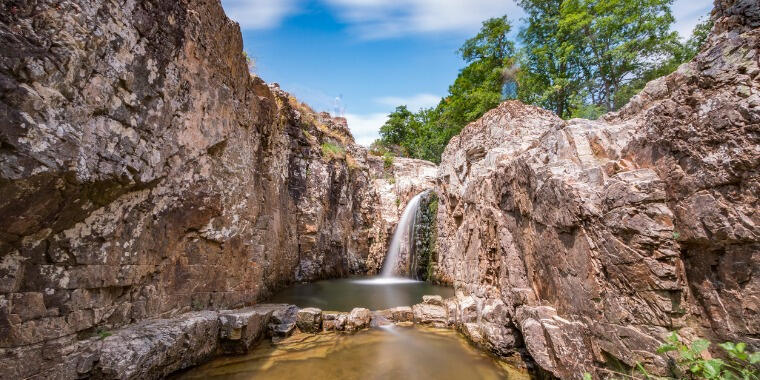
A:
435,1,760,378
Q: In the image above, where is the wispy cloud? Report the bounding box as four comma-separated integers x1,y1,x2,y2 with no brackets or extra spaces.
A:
221,0,299,30
323,0,521,38
345,113,388,146
375,93,440,111
671,0,713,38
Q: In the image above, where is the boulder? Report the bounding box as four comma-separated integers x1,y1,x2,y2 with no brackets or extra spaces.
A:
322,312,348,331
296,307,323,333
95,311,220,379
346,308,372,332
422,295,444,306
268,305,299,337
412,302,448,326
386,306,415,323
218,306,274,353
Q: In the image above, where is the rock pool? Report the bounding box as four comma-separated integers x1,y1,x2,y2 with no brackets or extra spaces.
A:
173,326,527,380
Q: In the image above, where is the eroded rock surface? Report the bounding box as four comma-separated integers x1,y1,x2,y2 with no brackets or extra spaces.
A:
435,1,759,378
0,0,435,377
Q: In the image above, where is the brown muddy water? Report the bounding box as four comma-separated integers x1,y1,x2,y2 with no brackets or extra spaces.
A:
266,277,455,311
174,326,529,380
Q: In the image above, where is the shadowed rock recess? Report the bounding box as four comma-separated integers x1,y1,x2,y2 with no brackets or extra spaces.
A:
0,0,757,379
435,0,760,378
0,0,434,378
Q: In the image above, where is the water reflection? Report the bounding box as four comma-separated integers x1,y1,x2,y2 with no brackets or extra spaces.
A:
266,277,454,311
174,327,529,380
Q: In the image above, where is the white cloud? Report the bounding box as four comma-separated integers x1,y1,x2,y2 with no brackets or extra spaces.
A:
344,93,441,146
671,0,713,38
221,0,299,29
375,93,440,111
345,112,389,146
323,0,521,38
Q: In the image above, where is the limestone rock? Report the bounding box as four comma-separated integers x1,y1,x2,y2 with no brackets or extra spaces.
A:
386,306,415,323
346,308,371,332
218,306,274,354
93,312,219,379
296,307,323,333
422,295,444,306
412,302,448,327
322,311,348,331
268,304,299,337
435,2,760,378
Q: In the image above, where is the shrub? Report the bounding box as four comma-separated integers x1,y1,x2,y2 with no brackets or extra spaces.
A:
96,328,112,340
583,332,759,380
321,142,345,160
657,332,759,380
383,152,394,169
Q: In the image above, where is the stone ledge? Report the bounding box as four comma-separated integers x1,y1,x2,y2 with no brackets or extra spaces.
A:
1,294,527,379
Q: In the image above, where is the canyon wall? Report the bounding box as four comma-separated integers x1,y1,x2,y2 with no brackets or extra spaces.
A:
0,0,433,377
435,0,759,378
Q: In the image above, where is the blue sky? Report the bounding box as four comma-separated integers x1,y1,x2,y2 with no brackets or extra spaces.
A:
221,0,713,145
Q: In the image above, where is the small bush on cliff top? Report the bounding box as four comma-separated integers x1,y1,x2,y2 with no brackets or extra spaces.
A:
321,141,345,160
383,152,394,169
583,332,759,380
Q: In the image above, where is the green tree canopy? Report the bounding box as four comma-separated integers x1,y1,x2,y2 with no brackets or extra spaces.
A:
376,16,518,163
518,0,680,116
375,2,712,163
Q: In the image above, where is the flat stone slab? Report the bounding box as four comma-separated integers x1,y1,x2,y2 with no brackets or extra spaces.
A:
219,305,275,354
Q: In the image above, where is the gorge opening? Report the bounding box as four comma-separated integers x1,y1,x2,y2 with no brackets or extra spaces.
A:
266,190,451,311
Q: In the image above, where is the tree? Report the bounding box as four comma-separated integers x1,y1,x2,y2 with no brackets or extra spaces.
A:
517,0,585,118
378,16,518,163
518,0,679,116
446,16,518,126
613,17,714,108
379,105,415,148
560,0,678,112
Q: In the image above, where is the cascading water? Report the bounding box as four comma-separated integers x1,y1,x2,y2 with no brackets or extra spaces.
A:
381,190,430,278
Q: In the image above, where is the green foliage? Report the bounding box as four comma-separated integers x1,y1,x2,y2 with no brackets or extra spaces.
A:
614,17,713,108
243,51,255,73
96,328,112,340
377,16,517,163
302,128,314,141
369,140,389,156
383,152,395,169
376,2,710,162
656,332,759,380
321,141,345,160
517,0,681,116
584,333,759,380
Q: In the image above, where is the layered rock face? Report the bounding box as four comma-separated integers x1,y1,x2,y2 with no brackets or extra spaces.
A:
436,1,759,378
0,0,434,377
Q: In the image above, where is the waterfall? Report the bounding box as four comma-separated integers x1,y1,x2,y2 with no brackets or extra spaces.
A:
381,190,429,278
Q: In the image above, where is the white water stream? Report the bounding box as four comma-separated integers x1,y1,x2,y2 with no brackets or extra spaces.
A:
381,190,429,278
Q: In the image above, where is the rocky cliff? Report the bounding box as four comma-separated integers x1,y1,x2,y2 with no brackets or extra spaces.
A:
435,0,759,378
0,0,434,377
